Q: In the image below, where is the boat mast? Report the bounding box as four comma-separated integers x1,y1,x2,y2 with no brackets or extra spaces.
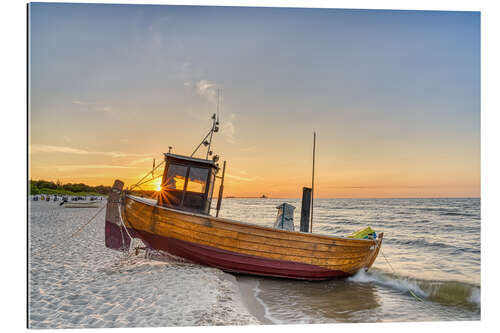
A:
310,132,316,233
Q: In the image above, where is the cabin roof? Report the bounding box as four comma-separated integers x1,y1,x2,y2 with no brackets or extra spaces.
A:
164,153,216,167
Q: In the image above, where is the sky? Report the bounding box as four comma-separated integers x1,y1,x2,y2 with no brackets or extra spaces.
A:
28,3,480,198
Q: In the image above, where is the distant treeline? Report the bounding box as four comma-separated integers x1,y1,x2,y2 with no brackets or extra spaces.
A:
30,179,111,196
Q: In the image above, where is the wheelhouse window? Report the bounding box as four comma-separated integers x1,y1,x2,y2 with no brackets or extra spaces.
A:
186,167,209,193
165,164,187,190
158,154,218,215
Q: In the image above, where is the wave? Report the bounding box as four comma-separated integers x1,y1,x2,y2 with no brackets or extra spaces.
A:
348,269,480,309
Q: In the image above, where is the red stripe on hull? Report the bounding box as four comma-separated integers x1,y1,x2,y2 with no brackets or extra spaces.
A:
131,228,350,280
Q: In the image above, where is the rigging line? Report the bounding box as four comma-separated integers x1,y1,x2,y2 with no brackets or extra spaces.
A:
129,183,151,198
133,174,163,188
129,160,165,191
191,127,214,157
31,204,106,257
131,160,164,187
380,249,424,302
130,152,166,190
205,121,215,160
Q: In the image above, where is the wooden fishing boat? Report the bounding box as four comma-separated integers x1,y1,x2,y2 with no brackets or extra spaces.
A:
105,114,383,280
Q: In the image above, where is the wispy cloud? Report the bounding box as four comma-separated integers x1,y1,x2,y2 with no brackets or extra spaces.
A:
221,113,237,144
186,79,238,144
72,100,113,112
128,156,156,166
226,173,262,182
147,15,170,48
30,144,150,158
39,165,139,171
196,80,218,104
72,100,92,105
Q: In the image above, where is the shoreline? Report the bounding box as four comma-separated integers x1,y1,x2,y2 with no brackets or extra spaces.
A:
219,272,270,325
234,275,273,325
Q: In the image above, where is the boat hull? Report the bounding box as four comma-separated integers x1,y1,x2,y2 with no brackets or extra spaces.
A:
129,228,349,279
106,190,383,280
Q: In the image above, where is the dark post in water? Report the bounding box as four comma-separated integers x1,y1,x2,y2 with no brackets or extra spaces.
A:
216,161,226,217
300,187,312,232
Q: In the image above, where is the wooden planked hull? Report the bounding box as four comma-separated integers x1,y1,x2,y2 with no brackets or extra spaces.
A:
116,195,383,280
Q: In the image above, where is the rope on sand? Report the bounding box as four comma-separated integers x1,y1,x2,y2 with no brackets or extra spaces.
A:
30,205,106,257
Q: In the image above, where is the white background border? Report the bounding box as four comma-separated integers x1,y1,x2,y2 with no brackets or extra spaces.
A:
2,0,498,332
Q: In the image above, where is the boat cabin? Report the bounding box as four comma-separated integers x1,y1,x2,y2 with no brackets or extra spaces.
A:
157,153,218,215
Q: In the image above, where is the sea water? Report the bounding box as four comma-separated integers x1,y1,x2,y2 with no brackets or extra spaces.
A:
28,197,480,327
221,198,480,323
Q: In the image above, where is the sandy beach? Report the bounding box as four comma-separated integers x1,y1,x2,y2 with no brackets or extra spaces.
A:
28,200,260,328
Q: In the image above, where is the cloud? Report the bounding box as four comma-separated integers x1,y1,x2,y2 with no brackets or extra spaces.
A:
31,144,92,155
221,113,237,144
40,165,139,171
196,80,218,104
72,100,113,112
128,156,157,166
72,100,92,105
187,80,238,144
226,174,262,182
147,16,170,48
30,144,150,158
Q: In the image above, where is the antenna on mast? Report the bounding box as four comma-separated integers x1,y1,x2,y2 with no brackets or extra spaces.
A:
191,88,221,159
310,132,316,233
216,88,220,124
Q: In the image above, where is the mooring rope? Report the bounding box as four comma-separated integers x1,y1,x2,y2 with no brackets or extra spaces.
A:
117,199,138,253
380,248,424,302
31,204,106,257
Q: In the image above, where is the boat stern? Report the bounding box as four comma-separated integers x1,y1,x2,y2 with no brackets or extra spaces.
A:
366,232,384,269
105,179,131,251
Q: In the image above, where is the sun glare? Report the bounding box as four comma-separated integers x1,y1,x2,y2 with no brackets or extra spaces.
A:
154,179,162,192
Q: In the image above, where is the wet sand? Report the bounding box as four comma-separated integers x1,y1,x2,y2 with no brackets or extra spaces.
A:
235,276,272,324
